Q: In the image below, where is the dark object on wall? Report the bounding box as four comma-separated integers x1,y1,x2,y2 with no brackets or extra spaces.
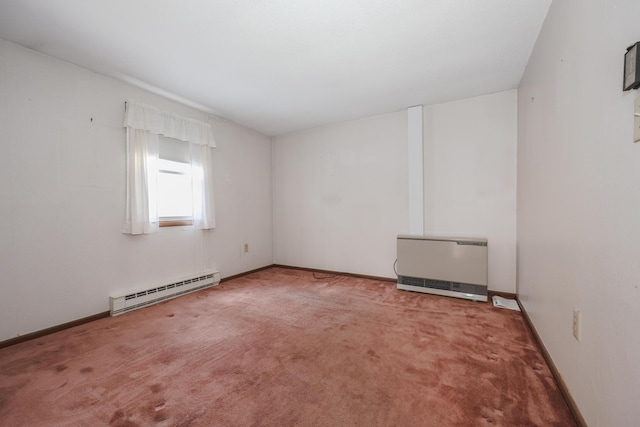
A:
623,42,640,91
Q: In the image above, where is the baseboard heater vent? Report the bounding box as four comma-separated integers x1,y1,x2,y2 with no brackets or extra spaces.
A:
397,235,488,302
110,270,221,316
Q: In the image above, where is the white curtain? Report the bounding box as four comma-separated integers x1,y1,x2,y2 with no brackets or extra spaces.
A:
122,101,216,235
123,101,216,147
123,128,159,235
190,142,216,230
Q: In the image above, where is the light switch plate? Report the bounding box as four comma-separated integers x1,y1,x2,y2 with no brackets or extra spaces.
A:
635,96,640,142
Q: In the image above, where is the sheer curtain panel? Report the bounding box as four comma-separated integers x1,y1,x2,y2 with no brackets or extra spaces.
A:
122,101,216,235
122,128,159,235
190,142,216,230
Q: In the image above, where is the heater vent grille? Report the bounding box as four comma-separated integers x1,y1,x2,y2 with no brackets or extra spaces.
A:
398,275,487,296
400,276,450,290
396,235,488,302
110,271,220,316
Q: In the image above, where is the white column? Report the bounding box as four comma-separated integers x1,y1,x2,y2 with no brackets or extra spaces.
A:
408,105,424,235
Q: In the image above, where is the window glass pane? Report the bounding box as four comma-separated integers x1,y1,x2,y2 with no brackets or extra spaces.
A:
157,159,193,218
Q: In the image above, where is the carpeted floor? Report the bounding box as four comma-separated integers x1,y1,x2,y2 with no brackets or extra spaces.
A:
0,267,576,426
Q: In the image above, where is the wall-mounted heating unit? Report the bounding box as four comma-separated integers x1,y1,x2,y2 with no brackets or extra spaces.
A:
397,235,488,302
110,270,221,316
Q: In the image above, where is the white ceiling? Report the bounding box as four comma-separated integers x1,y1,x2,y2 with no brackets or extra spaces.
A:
0,0,551,136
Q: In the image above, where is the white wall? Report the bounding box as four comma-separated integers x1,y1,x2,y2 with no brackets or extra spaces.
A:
273,91,517,289
273,112,409,278
517,0,640,425
0,40,273,342
424,91,517,293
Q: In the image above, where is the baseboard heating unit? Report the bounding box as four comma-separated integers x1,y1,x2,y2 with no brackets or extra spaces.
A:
110,270,221,316
397,235,488,302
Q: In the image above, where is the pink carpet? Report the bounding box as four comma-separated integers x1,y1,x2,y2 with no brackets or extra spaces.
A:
0,267,575,426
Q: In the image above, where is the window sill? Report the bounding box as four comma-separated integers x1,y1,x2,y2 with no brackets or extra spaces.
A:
159,219,193,227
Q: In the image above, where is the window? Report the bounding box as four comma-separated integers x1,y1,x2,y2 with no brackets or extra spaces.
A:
157,136,193,227
122,100,216,235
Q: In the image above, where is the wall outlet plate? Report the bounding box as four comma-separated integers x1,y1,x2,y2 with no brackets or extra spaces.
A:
634,96,640,142
572,309,581,342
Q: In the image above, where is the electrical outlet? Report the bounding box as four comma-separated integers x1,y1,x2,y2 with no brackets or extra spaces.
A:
243,243,249,253
633,96,640,142
572,309,581,342
634,96,640,142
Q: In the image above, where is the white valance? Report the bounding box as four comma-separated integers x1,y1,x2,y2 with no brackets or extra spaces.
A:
124,101,216,147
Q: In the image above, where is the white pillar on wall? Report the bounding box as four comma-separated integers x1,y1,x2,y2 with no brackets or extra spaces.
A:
408,105,424,235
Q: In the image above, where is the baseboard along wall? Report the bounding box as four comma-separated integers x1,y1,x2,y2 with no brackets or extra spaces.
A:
517,297,587,427
219,264,277,283
0,311,110,350
0,264,277,349
272,264,397,283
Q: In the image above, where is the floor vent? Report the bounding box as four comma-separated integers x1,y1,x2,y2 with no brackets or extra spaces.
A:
110,271,220,316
